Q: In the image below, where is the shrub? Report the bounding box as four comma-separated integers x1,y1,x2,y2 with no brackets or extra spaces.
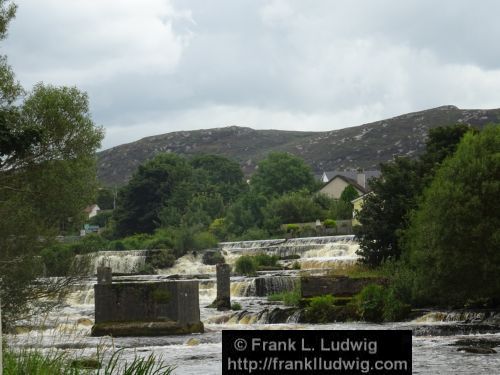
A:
40,244,75,277
304,295,336,323
70,234,108,254
209,218,227,240
253,253,279,268
231,302,242,311
193,231,218,250
202,250,225,265
355,284,386,323
108,240,126,250
292,261,301,270
285,223,300,233
383,288,411,322
148,250,176,269
267,288,301,306
235,228,270,241
234,255,258,276
323,219,337,228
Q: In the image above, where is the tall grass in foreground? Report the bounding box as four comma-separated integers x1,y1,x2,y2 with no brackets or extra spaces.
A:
2,347,175,375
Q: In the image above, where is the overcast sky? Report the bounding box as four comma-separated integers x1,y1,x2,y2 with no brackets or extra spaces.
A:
3,0,500,150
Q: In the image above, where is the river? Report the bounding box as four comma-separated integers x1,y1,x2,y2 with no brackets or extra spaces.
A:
7,236,500,374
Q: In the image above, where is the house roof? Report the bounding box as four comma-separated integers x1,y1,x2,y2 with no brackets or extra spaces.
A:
84,204,100,213
320,170,381,182
351,191,374,204
324,174,369,194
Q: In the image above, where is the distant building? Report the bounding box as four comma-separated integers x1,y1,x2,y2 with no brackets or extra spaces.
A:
351,192,373,226
319,175,368,200
319,170,381,185
84,204,101,219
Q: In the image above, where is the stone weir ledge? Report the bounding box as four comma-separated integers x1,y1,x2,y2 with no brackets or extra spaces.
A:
91,267,204,337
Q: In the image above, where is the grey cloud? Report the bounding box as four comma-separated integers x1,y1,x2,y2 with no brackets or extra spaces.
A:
3,0,500,150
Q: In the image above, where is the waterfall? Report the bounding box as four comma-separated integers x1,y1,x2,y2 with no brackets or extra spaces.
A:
83,250,149,275
158,253,216,276
413,311,490,323
254,276,297,296
220,235,360,270
220,308,300,324
231,280,256,297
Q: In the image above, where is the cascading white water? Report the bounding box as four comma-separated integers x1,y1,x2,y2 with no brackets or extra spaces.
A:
220,235,359,270
157,253,216,276
83,250,149,274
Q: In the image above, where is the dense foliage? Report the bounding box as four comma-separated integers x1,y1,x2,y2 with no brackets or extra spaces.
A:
403,126,500,306
250,152,317,197
0,1,103,326
355,124,473,266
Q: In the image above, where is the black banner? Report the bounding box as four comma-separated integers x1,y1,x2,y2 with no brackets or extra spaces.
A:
223,330,412,374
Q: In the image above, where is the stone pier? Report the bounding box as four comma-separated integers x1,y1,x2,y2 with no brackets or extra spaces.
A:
91,271,203,336
212,263,231,310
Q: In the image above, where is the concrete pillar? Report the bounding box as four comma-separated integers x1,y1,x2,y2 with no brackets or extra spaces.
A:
214,263,231,310
97,266,112,284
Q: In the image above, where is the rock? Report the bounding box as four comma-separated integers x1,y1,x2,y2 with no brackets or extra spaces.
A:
77,318,93,326
457,346,497,354
185,338,200,346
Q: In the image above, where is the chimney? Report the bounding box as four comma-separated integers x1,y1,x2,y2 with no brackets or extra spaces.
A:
357,173,366,188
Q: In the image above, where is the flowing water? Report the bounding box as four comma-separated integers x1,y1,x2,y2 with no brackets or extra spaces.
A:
7,235,500,374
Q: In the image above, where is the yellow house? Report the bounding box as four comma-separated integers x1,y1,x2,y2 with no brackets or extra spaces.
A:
351,192,373,226
319,175,368,199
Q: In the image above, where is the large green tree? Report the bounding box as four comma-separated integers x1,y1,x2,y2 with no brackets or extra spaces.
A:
0,1,103,327
355,124,473,266
113,153,192,236
250,152,316,197
404,125,500,306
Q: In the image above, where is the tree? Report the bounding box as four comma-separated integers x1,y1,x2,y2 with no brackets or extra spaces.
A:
113,153,192,236
96,188,115,210
340,185,359,203
355,157,421,266
0,1,103,328
250,152,316,197
262,191,324,232
355,124,475,266
403,126,500,306
189,154,246,204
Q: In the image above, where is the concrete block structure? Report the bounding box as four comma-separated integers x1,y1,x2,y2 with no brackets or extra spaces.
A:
91,279,203,337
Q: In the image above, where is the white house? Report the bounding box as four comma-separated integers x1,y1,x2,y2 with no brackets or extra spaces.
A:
84,204,101,219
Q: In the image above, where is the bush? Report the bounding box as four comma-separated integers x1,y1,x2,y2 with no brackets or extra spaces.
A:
304,295,336,323
209,218,227,240
285,223,300,233
148,250,176,269
323,219,336,228
268,289,301,307
253,253,279,268
292,261,301,270
383,288,411,322
40,244,75,277
193,231,218,250
234,256,258,276
231,302,242,310
202,250,225,265
70,234,108,254
108,240,126,250
234,227,270,241
355,284,386,323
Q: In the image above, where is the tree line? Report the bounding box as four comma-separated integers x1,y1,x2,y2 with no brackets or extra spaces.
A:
355,124,500,308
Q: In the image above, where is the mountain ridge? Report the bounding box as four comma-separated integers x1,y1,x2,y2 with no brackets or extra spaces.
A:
97,105,500,186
